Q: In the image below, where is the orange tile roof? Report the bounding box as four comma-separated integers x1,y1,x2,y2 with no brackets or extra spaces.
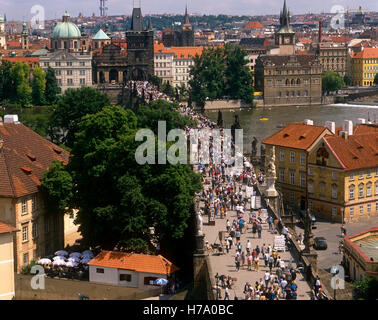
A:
0,122,69,198
262,123,330,150
0,221,18,234
324,129,378,171
88,251,180,274
244,21,265,29
2,56,40,67
154,42,204,59
298,38,313,44
353,48,378,59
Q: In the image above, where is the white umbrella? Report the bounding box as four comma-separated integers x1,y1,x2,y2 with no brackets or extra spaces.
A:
69,252,82,258
55,250,68,256
68,257,80,263
65,261,78,268
37,258,52,265
52,259,66,267
53,256,66,261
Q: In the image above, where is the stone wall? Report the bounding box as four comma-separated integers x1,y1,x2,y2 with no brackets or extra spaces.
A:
195,100,252,111
15,274,161,300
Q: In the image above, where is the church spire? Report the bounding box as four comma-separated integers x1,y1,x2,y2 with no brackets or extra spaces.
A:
184,5,190,25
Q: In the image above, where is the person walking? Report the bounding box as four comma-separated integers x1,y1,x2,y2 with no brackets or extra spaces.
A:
246,240,251,254
226,220,231,233
235,254,240,272
264,252,269,267
224,287,230,300
257,223,262,239
241,251,246,269
254,255,260,271
264,271,271,289
247,253,253,271
268,255,274,273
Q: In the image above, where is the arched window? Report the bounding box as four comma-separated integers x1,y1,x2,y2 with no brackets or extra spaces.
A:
291,79,295,85
286,79,290,86
277,91,281,98
358,183,364,198
349,185,355,200
375,181,378,195
304,90,308,96
366,182,372,197
297,78,301,85
286,91,289,97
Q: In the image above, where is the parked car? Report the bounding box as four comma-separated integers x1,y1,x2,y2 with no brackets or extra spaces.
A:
314,237,328,250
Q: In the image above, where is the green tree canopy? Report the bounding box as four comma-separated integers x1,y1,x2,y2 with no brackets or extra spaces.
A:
374,73,378,85
10,62,32,107
322,71,345,95
45,66,61,105
343,75,352,86
50,86,110,148
32,67,46,106
0,60,14,101
353,277,378,300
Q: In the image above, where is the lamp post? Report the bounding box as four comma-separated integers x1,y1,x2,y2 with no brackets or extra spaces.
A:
165,262,169,295
215,273,219,300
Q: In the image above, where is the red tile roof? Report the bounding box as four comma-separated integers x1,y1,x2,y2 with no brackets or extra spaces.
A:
154,42,204,59
324,129,378,171
353,48,378,59
88,251,180,274
262,123,330,150
0,122,69,198
244,21,265,29
2,57,40,68
0,221,18,234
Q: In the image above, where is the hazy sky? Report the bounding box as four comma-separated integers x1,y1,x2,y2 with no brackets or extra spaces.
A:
2,0,377,21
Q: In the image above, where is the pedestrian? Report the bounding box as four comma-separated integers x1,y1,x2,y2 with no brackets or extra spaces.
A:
257,223,262,238
268,256,274,272
264,271,271,288
254,255,260,271
315,275,321,294
227,235,233,249
247,253,253,271
224,287,230,300
241,251,246,269
272,250,278,266
235,229,241,242
226,220,231,233
246,240,251,254
252,222,257,238
264,252,269,267
235,255,240,272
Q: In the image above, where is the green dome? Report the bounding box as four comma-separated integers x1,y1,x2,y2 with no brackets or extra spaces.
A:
52,13,81,38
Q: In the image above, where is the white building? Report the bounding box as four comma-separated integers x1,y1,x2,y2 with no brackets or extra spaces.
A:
88,251,179,290
40,51,92,92
154,51,174,85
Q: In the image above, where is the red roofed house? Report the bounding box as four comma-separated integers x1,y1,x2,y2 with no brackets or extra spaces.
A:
0,222,18,299
88,251,179,290
0,115,79,272
308,120,378,222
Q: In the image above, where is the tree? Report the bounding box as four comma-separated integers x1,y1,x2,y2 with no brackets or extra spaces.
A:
10,62,32,107
50,86,110,148
32,67,46,106
0,60,14,101
353,277,378,300
66,105,201,251
162,82,175,97
45,67,61,105
322,71,345,95
343,75,352,86
374,73,378,85
41,160,74,215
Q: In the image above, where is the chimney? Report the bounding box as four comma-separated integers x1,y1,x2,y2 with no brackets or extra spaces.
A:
0,116,3,126
318,21,322,43
340,131,348,141
342,120,353,136
304,119,314,126
325,121,336,134
357,118,366,124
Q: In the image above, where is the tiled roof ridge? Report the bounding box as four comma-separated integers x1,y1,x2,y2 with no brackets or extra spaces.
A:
0,146,16,198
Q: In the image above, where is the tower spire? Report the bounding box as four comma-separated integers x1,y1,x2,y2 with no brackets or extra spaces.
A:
184,4,190,25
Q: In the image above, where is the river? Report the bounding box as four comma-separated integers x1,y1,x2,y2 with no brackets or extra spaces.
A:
205,103,378,154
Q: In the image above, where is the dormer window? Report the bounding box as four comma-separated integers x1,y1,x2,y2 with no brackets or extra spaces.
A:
26,153,36,162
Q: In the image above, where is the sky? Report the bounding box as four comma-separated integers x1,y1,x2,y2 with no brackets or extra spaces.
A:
1,0,377,21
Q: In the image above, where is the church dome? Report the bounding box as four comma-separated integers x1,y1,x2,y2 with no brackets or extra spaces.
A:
52,12,81,39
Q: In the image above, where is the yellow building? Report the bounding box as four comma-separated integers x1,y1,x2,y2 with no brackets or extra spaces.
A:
262,121,332,211
352,48,378,86
308,121,378,222
343,227,378,281
0,222,17,300
0,116,79,272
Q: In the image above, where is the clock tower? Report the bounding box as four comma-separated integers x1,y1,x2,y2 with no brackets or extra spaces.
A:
275,0,295,55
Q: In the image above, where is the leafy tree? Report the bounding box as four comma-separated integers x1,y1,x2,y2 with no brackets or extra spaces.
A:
50,86,110,148
65,105,201,251
10,62,32,107
45,67,61,105
353,277,378,300
0,60,14,101
343,75,352,86
19,106,54,138
32,67,46,106
374,73,378,85
150,75,162,89
41,160,74,215
322,71,345,95
162,82,175,97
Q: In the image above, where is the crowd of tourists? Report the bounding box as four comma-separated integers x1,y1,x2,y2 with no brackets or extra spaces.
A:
125,80,172,104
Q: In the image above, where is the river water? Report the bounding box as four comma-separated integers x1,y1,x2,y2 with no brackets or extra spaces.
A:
205,103,378,154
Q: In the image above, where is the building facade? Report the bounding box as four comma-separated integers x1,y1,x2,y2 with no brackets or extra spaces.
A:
0,222,17,300
315,42,349,77
352,48,378,86
40,50,92,92
0,116,71,272
125,7,154,81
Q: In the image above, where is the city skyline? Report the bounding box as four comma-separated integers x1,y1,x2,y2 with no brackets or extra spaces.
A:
2,0,378,22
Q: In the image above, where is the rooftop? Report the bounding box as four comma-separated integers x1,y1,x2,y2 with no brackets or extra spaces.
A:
244,21,265,29
88,251,180,274
353,48,378,59
345,227,378,263
0,221,18,234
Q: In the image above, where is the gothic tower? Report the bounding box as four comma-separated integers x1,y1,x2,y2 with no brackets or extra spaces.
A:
21,22,29,50
181,5,194,46
275,0,295,55
125,6,154,81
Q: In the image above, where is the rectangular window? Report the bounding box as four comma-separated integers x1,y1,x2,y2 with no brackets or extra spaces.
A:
359,185,364,198
67,79,73,85
366,169,371,178
290,151,295,163
290,171,295,185
359,171,364,179
96,268,104,274
300,173,306,187
350,207,354,217
349,187,354,200
32,195,37,211
32,222,37,239
359,205,364,216
22,199,27,214
308,167,314,176
376,202,378,212
279,168,285,182
300,153,306,166
280,150,285,162
67,70,73,76
349,173,354,181
289,193,294,205
23,253,29,265
332,172,338,180
80,78,85,85
332,207,337,216
22,225,28,242
367,184,372,197
120,274,132,282
79,70,85,76
367,204,371,213
67,62,72,66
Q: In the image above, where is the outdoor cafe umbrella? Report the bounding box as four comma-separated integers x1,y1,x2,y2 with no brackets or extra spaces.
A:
37,258,52,265
69,252,82,258
154,278,168,286
80,257,92,265
82,250,94,257
55,250,68,256
53,256,66,261
52,259,66,267
68,257,80,263
65,261,79,268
